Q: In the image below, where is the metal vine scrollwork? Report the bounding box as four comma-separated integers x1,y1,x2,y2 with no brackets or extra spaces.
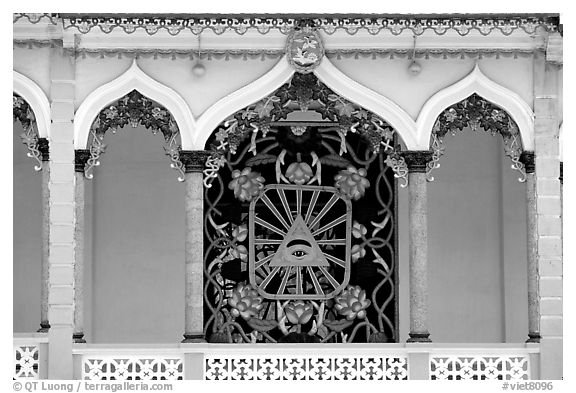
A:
84,90,185,181
203,73,398,344
13,94,43,171
203,73,405,186
426,93,526,182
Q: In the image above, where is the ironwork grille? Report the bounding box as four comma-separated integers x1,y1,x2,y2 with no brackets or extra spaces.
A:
203,74,398,344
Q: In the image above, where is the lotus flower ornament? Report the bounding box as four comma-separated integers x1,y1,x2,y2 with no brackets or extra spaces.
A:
334,285,371,320
284,300,314,325
227,283,263,320
334,166,370,200
228,167,265,202
285,161,314,185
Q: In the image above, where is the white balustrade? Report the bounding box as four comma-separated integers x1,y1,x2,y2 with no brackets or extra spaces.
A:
13,334,49,379
205,355,408,380
74,346,184,380
200,344,410,380
429,345,538,380
65,342,541,380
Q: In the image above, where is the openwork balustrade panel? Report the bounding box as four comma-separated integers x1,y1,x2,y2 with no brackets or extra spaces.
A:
205,355,408,380
82,357,183,380
430,356,530,380
14,345,39,379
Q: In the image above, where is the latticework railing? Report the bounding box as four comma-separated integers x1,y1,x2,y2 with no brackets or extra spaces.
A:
205,355,408,380
430,355,530,380
428,346,537,380
13,334,48,379
79,349,184,381
68,343,539,380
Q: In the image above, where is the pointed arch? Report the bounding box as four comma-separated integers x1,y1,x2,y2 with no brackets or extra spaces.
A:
13,70,51,139
195,56,418,151
416,64,534,150
314,58,418,150
193,58,294,150
74,60,196,149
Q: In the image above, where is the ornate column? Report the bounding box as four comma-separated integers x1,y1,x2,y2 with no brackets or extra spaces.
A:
520,152,540,343
534,39,562,379
73,150,90,343
403,151,433,343
47,46,76,379
38,138,51,332
180,150,210,343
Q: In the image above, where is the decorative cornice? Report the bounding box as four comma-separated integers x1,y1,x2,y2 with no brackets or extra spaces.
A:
326,48,544,60
72,47,285,61
52,14,560,37
13,39,62,49
13,43,544,62
179,150,212,172
401,151,433,173
13,13,58,24
75,149,91,172
38,138,49,161
520,151,535,173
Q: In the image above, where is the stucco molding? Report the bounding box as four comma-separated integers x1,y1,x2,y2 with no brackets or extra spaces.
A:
74,59,196,149
193,58,294,150
416,64,535,151
13,70,51,139
314,57,418,149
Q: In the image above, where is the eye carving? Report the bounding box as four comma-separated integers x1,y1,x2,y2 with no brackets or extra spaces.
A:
292,250,308,258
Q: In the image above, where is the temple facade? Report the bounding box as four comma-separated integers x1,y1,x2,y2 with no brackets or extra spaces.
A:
13,13,563,380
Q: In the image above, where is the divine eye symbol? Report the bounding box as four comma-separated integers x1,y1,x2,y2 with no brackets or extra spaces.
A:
249,184,352,300
289,239,311,259
291,247,309,258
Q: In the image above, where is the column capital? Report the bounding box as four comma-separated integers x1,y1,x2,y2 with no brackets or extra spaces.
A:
75,149,91,173
180,150,211,173
401,151,433,173
545,31,563,66
520,151,536,174
38,138,50,162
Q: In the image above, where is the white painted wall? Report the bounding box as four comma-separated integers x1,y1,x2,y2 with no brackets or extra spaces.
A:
13,47,51,101
14,50,534,126
13,122,42,333
399,127,528,343
83,125,186,343
327,58,533,119
74,56,280,116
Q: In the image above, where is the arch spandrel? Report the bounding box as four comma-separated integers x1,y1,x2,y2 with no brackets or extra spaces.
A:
313,58,418,150
74,60,196,150
416,64,534,151
13,70,51,140
196,57,419,152
193,59,295,150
